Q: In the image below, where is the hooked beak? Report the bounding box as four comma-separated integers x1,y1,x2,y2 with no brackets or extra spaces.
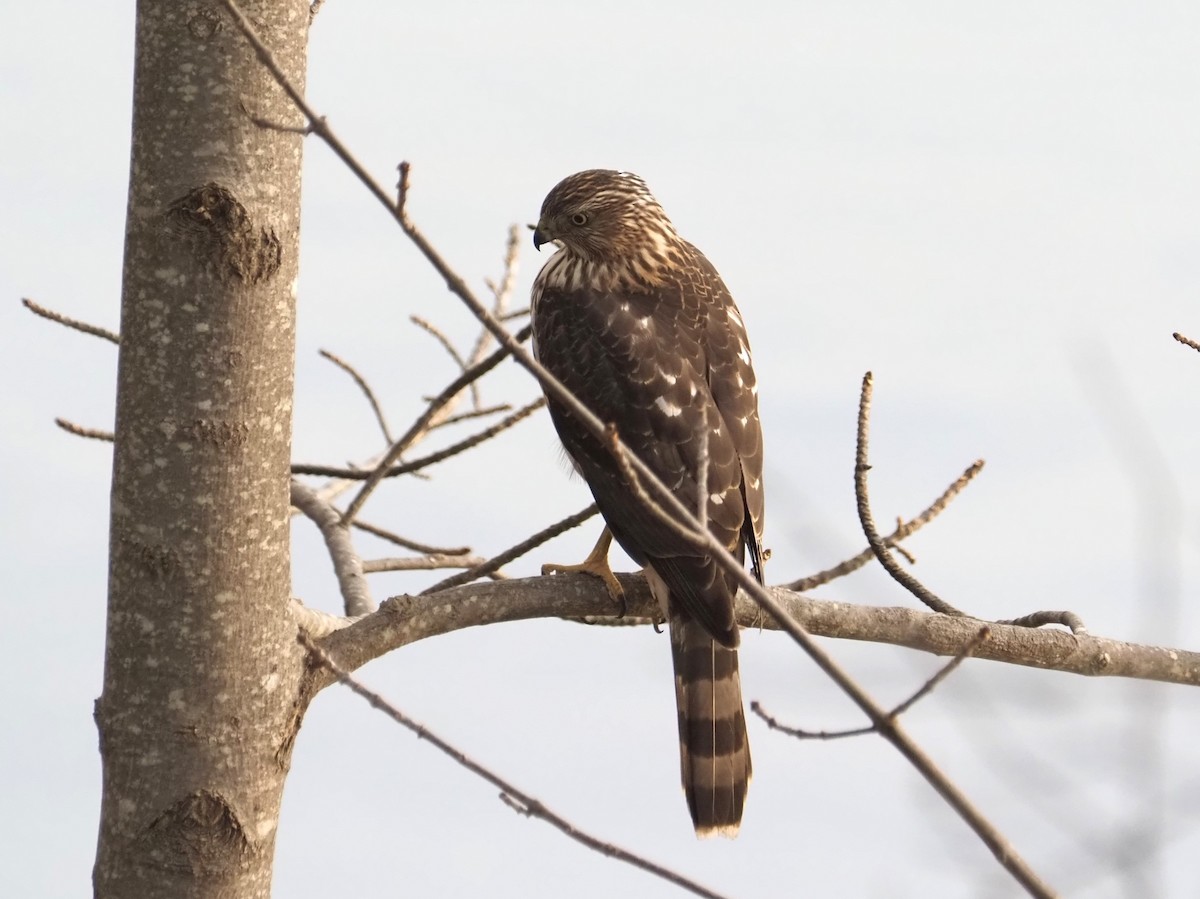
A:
531,217,555,251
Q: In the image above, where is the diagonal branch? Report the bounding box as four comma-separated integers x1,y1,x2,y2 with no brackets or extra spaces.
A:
422,504,599,594
319,348,394,444
297,633,729,899
222,7,1055,893
337,325,531,524
293,396,543,481
752,625,991,740
1172,332,1200,353
351,519,470,556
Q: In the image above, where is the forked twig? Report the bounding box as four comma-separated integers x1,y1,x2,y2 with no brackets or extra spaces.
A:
854,374,1086,636
298,633,728,899
788,460,985,591
753,626,990,740
338,325,531,524
293,397,543,480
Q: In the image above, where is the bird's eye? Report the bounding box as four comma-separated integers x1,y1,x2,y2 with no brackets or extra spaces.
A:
570,212,588,226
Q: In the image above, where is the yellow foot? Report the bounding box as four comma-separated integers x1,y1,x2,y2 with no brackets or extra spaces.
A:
541,528,626,616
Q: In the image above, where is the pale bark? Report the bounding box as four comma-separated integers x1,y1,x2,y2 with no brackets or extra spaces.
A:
93,2,309,897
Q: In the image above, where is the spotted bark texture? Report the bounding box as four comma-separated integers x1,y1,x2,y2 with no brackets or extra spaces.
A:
94,3,310,897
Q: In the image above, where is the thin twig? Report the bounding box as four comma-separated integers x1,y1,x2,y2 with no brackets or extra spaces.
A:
222,10,1057,893
319,348,394,444
338,325,532,524
23,298,120,344
363,554,491,574
751,626,991,740
293,396,542,481
297,633,728,899
290,480,374,617
853,377,1087,636
351,519,470,556
855,373,965,616
464,226,521,407
788,460,985,591
888,626,991,717
422,504,599,594
55,418,114,442
431,404,513,429
1173,332,1200,353
411,315,469,370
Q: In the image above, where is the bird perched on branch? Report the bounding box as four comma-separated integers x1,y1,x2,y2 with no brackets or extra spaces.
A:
530,169,765,837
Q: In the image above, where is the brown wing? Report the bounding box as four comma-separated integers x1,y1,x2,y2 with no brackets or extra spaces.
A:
532,243,764,647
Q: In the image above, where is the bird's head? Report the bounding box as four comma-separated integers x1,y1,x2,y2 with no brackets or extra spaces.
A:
532,169,679,263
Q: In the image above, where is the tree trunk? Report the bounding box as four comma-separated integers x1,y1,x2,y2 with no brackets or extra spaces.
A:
94,2,308,896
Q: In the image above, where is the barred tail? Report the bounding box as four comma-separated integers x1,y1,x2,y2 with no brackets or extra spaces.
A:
669,615,752,837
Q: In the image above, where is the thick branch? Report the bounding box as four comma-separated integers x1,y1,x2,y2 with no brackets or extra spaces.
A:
312,576,1200,693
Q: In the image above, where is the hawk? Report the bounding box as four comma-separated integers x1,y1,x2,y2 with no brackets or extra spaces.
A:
530,170,765,837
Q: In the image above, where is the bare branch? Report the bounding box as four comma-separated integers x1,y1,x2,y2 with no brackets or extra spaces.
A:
319,348,393,444
363,554,490,574
55,418,114,442
23,297,120,345
290,480,374,617
351,519,470,556
751,626,990,740
411,315,469,371
855,373,965,616
319,577,1200,693
431,404,513,429
422,504,599,594
853,375,1088,635
290,597,363,638
337,325,531,524
221,11,1057,891
464,225,522,395
293,395,542,481
298,632,729,899
1173,331,1200,353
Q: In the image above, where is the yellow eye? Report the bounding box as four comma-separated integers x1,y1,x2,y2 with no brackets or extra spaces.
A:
570,212,588,226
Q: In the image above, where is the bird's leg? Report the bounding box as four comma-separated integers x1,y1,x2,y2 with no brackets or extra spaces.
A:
541,527,626,617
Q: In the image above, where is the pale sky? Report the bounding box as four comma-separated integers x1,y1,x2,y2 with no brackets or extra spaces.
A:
4,2,1199,897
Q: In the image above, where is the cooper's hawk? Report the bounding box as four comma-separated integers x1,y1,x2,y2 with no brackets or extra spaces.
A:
530,170,765,837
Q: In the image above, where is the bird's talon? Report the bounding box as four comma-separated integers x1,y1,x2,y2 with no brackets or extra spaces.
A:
541,528,625,614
